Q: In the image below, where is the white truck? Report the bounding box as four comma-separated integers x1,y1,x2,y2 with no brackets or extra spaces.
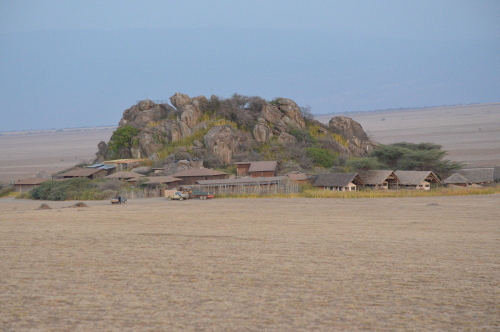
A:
164,190,190,201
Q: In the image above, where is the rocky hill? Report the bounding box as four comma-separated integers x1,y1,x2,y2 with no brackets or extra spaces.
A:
95,93,376,172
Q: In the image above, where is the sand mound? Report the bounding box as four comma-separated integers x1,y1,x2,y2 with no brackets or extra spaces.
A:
36,204,51,210
72,202,88,208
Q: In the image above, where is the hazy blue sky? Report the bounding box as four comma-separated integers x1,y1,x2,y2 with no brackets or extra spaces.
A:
1,1,499,131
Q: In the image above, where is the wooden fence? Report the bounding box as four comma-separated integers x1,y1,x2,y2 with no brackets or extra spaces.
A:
118,188,163,199
194,178,300,195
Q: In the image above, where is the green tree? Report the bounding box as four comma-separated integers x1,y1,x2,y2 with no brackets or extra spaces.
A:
107,125,140,157
346,157,385,171
368,142,462,177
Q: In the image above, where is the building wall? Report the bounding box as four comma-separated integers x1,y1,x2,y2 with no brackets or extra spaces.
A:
250,171,275,178
179,175,228,185
14,184,40,192
321,182,357,191
236,164,251,176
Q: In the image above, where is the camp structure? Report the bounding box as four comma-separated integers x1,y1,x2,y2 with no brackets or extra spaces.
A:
312,173,365,191
57,168,107,179
285,171,313,185
358,170,400,189
443,173,470,187
104,171,145,181
457,168,497,185
394,171,441,190
86,163,116,175
234,161,278,178
13,178,50,192
141,176,182,189
170,168,229,185
196,176,298,195
102,159,145,171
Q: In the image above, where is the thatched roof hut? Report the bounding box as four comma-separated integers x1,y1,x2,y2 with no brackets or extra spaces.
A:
457,168,495,184
443,173,469,186
394,171,441,190
313,173,365,191
358,170,400,189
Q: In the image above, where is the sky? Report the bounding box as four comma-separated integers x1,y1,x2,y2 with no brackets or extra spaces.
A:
1,0,499,131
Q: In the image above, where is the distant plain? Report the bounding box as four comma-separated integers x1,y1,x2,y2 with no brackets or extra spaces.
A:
317,102,500,167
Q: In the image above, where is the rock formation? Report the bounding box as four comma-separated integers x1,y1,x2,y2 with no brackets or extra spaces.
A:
329,116,376,155
96,93,376,169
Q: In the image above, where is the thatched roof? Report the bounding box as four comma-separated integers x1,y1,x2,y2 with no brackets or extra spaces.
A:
358,170,399,185
104,171,145,179
313,173,365,187
443,173,469,184
394,171,441,185
457,168,495,183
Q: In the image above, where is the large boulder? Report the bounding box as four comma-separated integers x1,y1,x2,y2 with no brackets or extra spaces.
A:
253,118,273,144
260,99,305,130
94,141,109,163
170,93,207,129
137,126,166,158
278,131,297,145
328,116,369,142
276,98,306,129
204,125,253,164
119,100,173,129
328,116,376,154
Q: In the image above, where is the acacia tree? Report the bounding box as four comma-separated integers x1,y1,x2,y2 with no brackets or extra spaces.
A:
367,142,462,177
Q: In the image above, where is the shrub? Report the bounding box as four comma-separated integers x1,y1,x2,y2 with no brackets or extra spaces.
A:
288,128,316,145
305,147,338,168
30,178,99,201
0,186,15,197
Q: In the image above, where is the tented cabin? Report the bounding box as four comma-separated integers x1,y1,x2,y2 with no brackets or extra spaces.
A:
457,168,496,185
394,171,441,190
443,173,470,187
358,170,400,189
313,173,365,191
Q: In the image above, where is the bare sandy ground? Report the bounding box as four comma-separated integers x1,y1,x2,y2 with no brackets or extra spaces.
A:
316,103,500,167
0,128,115,183
1,195,499,331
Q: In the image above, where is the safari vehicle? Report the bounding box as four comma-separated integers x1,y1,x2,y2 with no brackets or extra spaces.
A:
164,189,190,201
190,190,215,200
110,195,127,204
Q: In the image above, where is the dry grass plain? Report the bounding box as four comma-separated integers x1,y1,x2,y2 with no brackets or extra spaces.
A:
1,195,499,331
316,102,500,167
